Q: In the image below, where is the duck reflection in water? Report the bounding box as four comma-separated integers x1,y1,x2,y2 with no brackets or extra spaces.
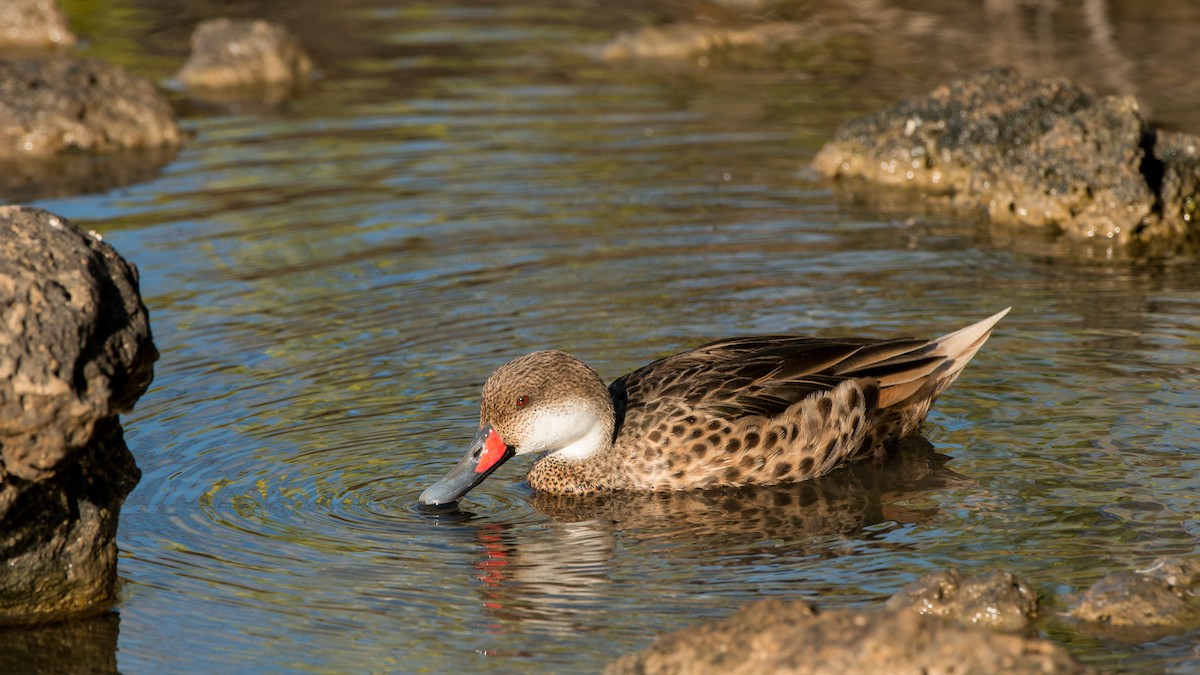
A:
431,437,965,632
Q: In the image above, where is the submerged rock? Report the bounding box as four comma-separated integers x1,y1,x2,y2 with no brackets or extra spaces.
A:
175,18,313,105
812,68,1200,255
886,569,1040,632
0,206,156,624
1068,556,1200,637
0,58,182,159
0,0,76,52
598,21,810,62
607,596,1089,675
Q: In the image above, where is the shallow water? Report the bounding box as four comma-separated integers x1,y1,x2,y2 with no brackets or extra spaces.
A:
9,0,1200,672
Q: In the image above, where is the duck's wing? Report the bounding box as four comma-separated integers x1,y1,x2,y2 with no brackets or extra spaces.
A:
610,309,1009,422
610,336,918,421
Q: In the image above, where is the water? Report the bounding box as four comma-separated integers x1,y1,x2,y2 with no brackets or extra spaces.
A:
9,1,1200,672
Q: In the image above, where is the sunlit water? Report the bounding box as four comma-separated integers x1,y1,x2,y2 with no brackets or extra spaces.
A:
13,1,1200,672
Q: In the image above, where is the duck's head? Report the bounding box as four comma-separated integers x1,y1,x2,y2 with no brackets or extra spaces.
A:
418,350,613,506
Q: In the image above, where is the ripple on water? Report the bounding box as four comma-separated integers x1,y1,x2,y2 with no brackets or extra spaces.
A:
75,1,1200,672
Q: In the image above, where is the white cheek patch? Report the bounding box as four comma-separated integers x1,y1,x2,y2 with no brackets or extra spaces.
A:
524,406,593,451
523,405,606,461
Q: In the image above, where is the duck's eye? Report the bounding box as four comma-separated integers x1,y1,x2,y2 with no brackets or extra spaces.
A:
515,395,529,408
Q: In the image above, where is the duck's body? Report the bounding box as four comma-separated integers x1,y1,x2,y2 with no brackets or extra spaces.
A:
418,309,1009,505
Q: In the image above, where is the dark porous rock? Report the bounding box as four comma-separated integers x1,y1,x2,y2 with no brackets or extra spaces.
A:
0,58,183,159
1067,557,1200,638
0,206,155,625
886,569,1040,632
1154,130,1200,242
175,18,314,104
0,0,76,52
607,597,1090,675
812,67,1200,254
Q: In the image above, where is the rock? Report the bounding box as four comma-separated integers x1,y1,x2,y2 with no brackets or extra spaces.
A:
0,206,155,625
598,22,810,62
886,569,1040,632
709,0,788,10
1068,557,1199,631
175,18,314,101
1153,130,1200,243
812,68,1200,254
1137,556,1200,587
0,58,183,159
607,596,1090,675
0,0,76,52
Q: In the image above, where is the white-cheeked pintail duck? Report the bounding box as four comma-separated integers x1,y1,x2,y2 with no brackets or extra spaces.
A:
419,309,1009,505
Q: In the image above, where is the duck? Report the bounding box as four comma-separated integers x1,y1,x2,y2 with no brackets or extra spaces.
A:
418,308,1009,506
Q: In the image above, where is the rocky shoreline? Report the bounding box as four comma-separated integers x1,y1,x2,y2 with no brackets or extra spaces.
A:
812,68,1200,256
0,206,155,625
611,558,1199,673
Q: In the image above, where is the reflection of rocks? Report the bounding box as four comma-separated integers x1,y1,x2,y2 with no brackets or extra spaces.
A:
608,595,1089,675
0,207,155,624
175,18,314,106
0,608,119,674
1067,557,1199,640
812,68,1200,254
0,146,179,202
0,58,182,159
886,569,1040,632
0,0,76,52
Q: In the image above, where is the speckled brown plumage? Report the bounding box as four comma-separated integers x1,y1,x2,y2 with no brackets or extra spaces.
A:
419,309,1009,505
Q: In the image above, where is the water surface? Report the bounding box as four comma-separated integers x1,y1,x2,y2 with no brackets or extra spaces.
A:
12,1,1200,672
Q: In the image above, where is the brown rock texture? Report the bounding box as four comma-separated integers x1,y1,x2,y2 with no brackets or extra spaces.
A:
598,22,810,62
1068,557,1200,630
812,68,1200,254
886,568,1040,632
0,0,76,52
607,596,1090,675
176,18,314,91
0,58,183,159
0,205,155,624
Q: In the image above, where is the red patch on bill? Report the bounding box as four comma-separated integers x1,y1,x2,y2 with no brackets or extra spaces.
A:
476,428,509,473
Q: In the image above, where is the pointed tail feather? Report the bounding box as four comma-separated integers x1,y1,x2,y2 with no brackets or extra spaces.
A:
928,307,1010,375
877,308,1010,409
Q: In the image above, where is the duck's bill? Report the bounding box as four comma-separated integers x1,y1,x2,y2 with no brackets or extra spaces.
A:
418,424,515,506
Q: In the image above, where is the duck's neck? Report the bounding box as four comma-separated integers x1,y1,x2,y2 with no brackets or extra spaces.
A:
526,394,620,494
551,420,613,462
537,388,617,464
